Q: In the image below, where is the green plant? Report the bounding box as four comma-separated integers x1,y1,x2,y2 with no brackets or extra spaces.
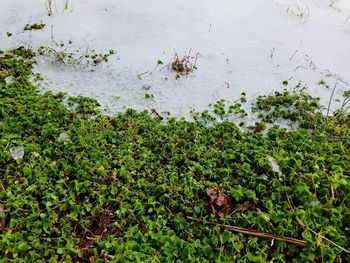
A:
144,93,154,99
37,44,116,66
319,79,329,88
63,0,70,12
0,47,349,262
24,23,46,31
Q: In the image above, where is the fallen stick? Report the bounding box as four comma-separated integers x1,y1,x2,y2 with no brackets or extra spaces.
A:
151,109,164,120
186,216,306,247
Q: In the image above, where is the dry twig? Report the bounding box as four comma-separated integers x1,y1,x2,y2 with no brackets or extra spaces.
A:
285,192,350,254
186,216,306,247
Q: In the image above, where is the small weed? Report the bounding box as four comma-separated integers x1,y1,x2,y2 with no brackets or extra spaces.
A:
286,4,310,24
319,79,329,87
329,0,337,8
46,0,73,16
24,22,46,31
340,90,350,112
38,44,116,66
63,0,70,12
149,59,164,74
144,93,154,99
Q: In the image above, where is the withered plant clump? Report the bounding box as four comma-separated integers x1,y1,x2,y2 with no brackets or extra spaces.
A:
171,50,199,76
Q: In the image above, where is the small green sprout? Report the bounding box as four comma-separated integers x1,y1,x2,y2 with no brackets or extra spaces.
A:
144,93,154,99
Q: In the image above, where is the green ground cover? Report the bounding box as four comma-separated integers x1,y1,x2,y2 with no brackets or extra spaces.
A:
0,47,349,262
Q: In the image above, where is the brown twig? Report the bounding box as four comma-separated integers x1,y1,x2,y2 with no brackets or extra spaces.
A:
293,65,308,72
186,216,306,247
151,109,164,120
270,47,275,59
290,50,298,61
137,71,149,78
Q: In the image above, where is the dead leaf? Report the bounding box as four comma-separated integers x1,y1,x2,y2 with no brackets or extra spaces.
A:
255,121,266,133
206,188,230,217
241,201,257,213
109,118,117,127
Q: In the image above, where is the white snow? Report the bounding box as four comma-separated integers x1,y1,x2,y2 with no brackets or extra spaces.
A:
10,147,24,161
1,0,349,117
57,132,70,142
267,155,282,176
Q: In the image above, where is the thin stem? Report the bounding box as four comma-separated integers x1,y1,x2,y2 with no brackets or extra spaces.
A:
186,216,306,247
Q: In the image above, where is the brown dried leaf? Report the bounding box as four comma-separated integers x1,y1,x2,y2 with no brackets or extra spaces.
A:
255,121,266,133
206,188,230,217
241,201,258,213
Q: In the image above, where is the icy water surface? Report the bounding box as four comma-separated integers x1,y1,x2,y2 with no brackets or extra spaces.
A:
1,0,350,117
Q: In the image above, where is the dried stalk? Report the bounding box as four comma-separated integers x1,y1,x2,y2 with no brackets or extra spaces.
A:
186,216,306,247
151,109,164,120
285,193,350,254
46,0,53,16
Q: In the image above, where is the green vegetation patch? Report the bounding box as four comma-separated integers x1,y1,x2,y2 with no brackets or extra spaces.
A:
0,48,349,262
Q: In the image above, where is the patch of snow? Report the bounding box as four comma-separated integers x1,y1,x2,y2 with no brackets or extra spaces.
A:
1,0,349,117
10,147,24,161
5,77,11,84
267,155,282,175
58,132,70,142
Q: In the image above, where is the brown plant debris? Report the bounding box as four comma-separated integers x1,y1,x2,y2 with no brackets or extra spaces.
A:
171,50,199,75
255,121,266,133
206,188,230,217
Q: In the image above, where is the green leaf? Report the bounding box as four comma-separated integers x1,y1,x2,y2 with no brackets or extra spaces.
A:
18,242,31,251
22,166,32,176
57,248,65,254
